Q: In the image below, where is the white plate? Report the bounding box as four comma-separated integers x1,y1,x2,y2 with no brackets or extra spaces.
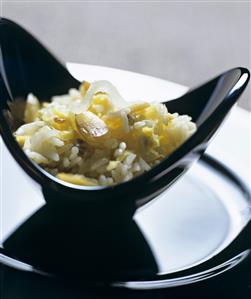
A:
1,64,250,289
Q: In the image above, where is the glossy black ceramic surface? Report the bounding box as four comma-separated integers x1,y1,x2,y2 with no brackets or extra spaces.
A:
1,261,251,299
0,18,250,209
1,154,251,291
0,18,250,287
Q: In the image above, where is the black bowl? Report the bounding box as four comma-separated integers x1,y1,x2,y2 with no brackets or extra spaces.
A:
0,18,249,211
0,17,250,282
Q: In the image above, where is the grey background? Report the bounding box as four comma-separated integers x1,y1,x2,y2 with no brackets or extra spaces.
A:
2,1,250,110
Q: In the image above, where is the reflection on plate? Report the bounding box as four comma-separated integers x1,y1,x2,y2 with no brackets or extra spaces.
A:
1,154,250,289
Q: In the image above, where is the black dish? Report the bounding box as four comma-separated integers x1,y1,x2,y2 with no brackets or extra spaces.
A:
0,17,250,209
0,18,250,283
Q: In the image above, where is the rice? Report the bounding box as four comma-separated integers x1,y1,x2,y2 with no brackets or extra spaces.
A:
14,80,197,186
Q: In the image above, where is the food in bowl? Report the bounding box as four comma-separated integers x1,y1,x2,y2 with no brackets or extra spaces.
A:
14,81,196,186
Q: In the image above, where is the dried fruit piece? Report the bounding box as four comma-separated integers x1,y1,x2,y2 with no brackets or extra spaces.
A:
75,111,109,142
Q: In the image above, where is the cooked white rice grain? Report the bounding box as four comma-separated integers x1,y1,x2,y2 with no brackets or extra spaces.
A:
14,80,197,186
